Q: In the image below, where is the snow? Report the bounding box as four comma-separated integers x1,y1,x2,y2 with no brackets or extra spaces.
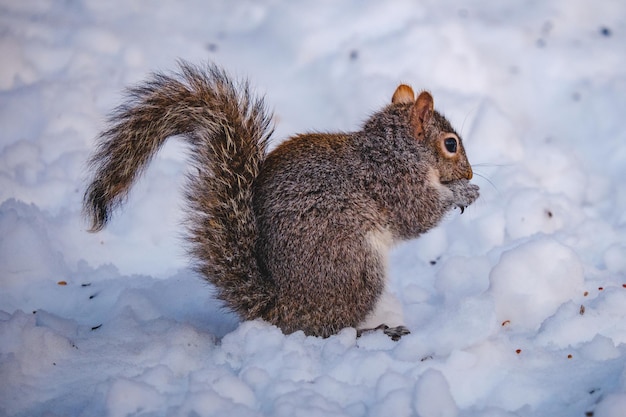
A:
1,0,626,416
490,237,585,331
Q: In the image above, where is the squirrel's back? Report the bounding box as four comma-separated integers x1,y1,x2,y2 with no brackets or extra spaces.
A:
254,133,387,335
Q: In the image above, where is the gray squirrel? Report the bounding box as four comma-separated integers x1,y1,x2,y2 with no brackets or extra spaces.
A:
83,62,479,339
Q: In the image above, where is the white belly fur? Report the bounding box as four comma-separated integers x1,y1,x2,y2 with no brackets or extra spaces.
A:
358,228,404,329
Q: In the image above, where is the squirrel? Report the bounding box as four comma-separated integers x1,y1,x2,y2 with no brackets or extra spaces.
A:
83,61,479,339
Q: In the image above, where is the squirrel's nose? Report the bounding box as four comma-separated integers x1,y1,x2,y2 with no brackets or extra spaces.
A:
466,167,473,180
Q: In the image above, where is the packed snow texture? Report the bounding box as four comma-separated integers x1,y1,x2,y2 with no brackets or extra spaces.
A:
1,1,626,416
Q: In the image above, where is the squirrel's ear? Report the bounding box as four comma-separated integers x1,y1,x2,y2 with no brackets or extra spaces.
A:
411,91,435,139
414,91,434,123
411,91,434,138
392,84,415,104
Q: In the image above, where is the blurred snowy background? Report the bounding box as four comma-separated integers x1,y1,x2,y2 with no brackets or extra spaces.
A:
1,1,626,416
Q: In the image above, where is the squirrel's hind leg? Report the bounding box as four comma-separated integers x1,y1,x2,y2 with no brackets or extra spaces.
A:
356,288,409,341
356,324,411,341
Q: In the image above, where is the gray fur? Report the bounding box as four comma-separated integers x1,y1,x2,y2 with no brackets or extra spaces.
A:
83,62,479,338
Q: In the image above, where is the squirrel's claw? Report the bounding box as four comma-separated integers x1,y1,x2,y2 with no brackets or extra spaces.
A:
459,205,465,214
356,324,411,341
384,325,411,341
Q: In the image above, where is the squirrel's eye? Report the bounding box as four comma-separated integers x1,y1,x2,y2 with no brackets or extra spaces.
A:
444,137,458,153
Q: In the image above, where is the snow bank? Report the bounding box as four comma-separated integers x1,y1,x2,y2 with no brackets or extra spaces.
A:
490,237,584,331
1,1,626,416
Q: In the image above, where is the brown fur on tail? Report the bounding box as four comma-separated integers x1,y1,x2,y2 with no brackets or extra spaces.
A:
83,61,276,318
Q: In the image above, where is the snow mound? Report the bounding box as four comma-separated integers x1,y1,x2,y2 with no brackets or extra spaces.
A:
2,1,626,416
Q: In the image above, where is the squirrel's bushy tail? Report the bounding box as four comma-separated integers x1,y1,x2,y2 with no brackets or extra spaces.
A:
83,61,276,318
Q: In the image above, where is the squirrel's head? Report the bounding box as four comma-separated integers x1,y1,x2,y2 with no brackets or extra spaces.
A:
392,85,474,183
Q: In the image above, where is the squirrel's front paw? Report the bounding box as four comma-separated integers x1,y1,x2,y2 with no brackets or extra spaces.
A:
447,181,479,212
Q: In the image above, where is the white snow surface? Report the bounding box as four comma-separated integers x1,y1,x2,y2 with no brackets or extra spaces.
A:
1,1,626,416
